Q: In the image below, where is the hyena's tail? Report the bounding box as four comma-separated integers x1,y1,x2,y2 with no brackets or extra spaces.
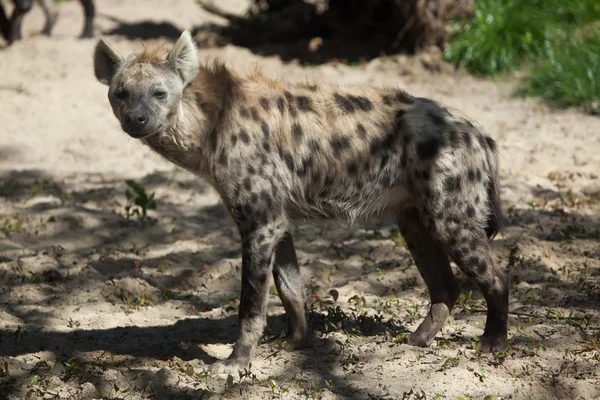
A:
483,136,506,239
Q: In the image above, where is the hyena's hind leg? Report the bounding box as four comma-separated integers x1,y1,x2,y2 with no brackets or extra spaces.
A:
395,206,461,347
421,172,508,351
437,221,508,351
272,232,307,349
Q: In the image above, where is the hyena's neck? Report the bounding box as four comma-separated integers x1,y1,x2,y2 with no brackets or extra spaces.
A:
143,63,235,175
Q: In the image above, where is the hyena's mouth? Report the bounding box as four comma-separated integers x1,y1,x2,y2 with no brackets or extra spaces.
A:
123,126,162,139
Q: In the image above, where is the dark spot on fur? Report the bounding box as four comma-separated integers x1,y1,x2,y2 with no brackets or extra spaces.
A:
476,169,482,181
469,237,479,252
250,193,258,203
333,93,355,113
292,123,303,141
263,141,271,152
477,135,487,149
330,135,350,154
444,199,452,209
251,107,260,121
298,156,313,176
444,176,461,192
208,128,218,151
243,177,252,191
219,150,228,166
448,130,459,148
395,90,414,104
381,175,391,187
309,139,321,152
448,225,461,237
382,95,393,106
247,165,256,174
416,138,440,160
324,175,334,186
462,132,472,148
260,97,270,111
466,205,475,218
261,122,270,138
348,95,373,111
423,102,446,126
283,152,295,172
277,97,285,113
380,153,390,169
370,128,400,155
311,173,321,185
468,169,476,181
296,96,313,112
262,191,273,208
486,136,497,151
347,162,358,175
477,259,487,274
240,107,250,119
231,135,238,146
357,123,367,138
284,91,294,102
240,130,250,144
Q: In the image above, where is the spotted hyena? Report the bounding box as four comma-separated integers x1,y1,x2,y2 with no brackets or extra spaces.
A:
93,31,509,374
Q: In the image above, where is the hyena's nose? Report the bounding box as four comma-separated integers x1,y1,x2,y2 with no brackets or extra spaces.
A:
124,111,149,130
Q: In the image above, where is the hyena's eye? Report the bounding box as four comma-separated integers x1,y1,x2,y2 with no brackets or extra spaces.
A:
153,90,167,99
115,89,128,101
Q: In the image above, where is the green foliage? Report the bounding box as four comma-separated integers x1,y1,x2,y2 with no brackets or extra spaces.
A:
523,30,600,113
445,0,600,75
124,179,157,225
445,0,600,111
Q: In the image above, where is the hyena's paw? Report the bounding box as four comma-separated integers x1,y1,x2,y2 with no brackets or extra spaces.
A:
208,357,250,375
476,334,507,353
407,331,433,348
281,335,306,351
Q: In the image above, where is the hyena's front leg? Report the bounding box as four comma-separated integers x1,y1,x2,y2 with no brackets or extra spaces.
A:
209,215,288,375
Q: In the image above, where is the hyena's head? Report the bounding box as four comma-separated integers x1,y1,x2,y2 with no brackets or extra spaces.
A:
93,30,199,138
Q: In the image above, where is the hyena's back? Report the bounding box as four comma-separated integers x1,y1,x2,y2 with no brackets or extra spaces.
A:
212,77,501,234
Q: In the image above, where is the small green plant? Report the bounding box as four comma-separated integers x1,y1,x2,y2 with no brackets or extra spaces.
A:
438,357,460,371
123,292,156,309
1,217,24,236
391,232,405,246
266,378,289,396
124,179,157,225
455,290,473,311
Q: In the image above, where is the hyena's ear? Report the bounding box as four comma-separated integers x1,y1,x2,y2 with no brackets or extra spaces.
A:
93,38,124,85
167,30,199,87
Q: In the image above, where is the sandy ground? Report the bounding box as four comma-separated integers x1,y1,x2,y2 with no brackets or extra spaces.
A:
0,0,599,399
